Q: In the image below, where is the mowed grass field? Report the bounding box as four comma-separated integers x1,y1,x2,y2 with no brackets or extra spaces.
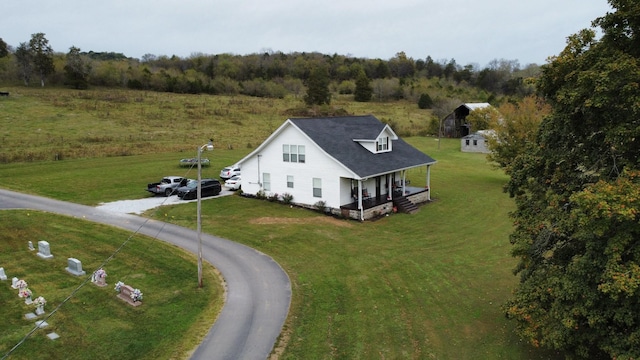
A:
0,88,560,359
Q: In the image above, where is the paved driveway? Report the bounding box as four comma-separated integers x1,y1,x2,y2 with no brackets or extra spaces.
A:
0,189,291,360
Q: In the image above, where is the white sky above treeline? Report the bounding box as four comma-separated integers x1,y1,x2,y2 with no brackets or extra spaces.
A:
3,0,612,67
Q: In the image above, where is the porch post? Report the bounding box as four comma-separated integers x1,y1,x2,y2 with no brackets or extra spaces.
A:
358,180,364,220
402,170,407,195
426,165,431,201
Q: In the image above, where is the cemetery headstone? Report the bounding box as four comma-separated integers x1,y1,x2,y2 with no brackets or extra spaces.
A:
47,333,60,340
92,268,107,287
0,267,6,281
65,258,86,276
28,241,35,251
35,320,48,328
37,241,53,259
24,312,37,320
117,284,142,307
11,277,19,288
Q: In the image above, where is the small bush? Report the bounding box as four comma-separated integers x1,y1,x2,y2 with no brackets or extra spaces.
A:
314,201,327,213
256,189,267,200
267,193,280,202
281,193,294,204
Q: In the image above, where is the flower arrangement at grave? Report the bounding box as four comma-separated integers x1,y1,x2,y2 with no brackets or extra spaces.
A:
16,279,28,290
34,296,46,315
20,288,33,304
130,288,143,303
92,268,107,284
34,296,46,306
114,281,124,293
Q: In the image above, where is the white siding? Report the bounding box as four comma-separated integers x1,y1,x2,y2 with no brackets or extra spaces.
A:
240,124,355,209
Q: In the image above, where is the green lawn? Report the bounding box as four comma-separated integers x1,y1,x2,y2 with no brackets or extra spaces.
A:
0,88,562,359
0,212,222,360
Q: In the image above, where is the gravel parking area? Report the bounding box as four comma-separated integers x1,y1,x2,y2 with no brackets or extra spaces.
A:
96,189,234,214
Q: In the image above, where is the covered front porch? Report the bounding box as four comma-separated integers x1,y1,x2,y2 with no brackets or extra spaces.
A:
337,164,433,220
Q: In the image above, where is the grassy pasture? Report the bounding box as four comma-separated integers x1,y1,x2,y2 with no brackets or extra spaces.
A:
0,87,562,359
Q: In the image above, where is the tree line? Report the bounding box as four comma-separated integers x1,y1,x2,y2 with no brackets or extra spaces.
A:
0,33,538,106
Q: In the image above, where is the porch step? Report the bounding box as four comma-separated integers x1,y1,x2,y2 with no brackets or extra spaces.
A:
393,196,419,214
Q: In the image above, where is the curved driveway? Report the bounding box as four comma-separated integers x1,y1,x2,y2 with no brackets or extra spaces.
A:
0,189,291,360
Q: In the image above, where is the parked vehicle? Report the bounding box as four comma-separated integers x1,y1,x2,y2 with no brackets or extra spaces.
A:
179,157,210,167
220,164,241,180
146,176,190,197
176,178,222,200
224,175,241,190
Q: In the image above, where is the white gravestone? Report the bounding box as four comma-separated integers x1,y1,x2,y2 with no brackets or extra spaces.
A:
0,267,6,281
65,258,86,276
28,241,35,251
37,241,53,259
11,277,19,288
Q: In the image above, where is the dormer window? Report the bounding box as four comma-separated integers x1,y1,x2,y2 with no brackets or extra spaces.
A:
377,136,389,152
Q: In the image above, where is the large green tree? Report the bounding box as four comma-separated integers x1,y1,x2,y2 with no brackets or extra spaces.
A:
304,65,331,106
504,1,640,358
29,32,55,87
0,38,8,58
15,42,32,86
64,46,91,89
486,96,550,172
353,70,372,102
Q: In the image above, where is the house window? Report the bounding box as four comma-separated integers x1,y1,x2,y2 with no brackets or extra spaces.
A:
287,175,294,188
263,173,271,191
377,136,389,151
313,178,322,197
283,144,305,163
473,140,478,146
465,139,470,146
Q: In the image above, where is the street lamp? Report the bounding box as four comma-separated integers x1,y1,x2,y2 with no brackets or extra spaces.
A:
197,139,214,288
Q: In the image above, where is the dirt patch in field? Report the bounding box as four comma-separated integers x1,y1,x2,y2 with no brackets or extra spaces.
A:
250,216,353,228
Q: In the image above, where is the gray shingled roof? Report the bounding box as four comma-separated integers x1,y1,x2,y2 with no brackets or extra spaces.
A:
289,115,436,178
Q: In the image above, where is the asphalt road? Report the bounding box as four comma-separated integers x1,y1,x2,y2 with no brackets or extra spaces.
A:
0,189,291,360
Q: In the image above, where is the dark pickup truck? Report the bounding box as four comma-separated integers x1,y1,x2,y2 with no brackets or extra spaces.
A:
146,176,190,196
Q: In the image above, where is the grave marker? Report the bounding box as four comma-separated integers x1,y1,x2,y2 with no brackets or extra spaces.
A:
0,267,6,281
117,284,142,307
11,277,19,288
37,241,53,259
65,258,86,276
28,241,35,251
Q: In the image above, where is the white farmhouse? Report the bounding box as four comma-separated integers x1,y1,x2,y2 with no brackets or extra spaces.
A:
237,115,436,220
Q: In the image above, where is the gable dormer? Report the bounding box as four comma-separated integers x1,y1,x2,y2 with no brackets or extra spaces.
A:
354,124,399,154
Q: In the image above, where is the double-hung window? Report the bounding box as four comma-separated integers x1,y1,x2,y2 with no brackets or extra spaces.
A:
263,173,271,191
313,178,322,197
287,175,294,188
377,136,389,151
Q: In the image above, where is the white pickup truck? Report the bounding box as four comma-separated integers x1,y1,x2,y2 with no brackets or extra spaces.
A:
146,176,189,196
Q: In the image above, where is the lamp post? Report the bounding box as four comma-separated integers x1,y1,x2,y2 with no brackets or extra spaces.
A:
197,139,214,288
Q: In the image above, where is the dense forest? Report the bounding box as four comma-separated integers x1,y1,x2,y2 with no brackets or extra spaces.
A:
0,33,539,112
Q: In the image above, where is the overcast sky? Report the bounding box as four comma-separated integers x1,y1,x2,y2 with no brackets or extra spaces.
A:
4,0,612,67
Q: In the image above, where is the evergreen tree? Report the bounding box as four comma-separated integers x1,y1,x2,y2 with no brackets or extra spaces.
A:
304,65,330,106
417,93,433,109
353,71,372,102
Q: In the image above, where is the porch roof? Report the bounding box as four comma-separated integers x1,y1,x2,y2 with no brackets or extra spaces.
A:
290,115,436,179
